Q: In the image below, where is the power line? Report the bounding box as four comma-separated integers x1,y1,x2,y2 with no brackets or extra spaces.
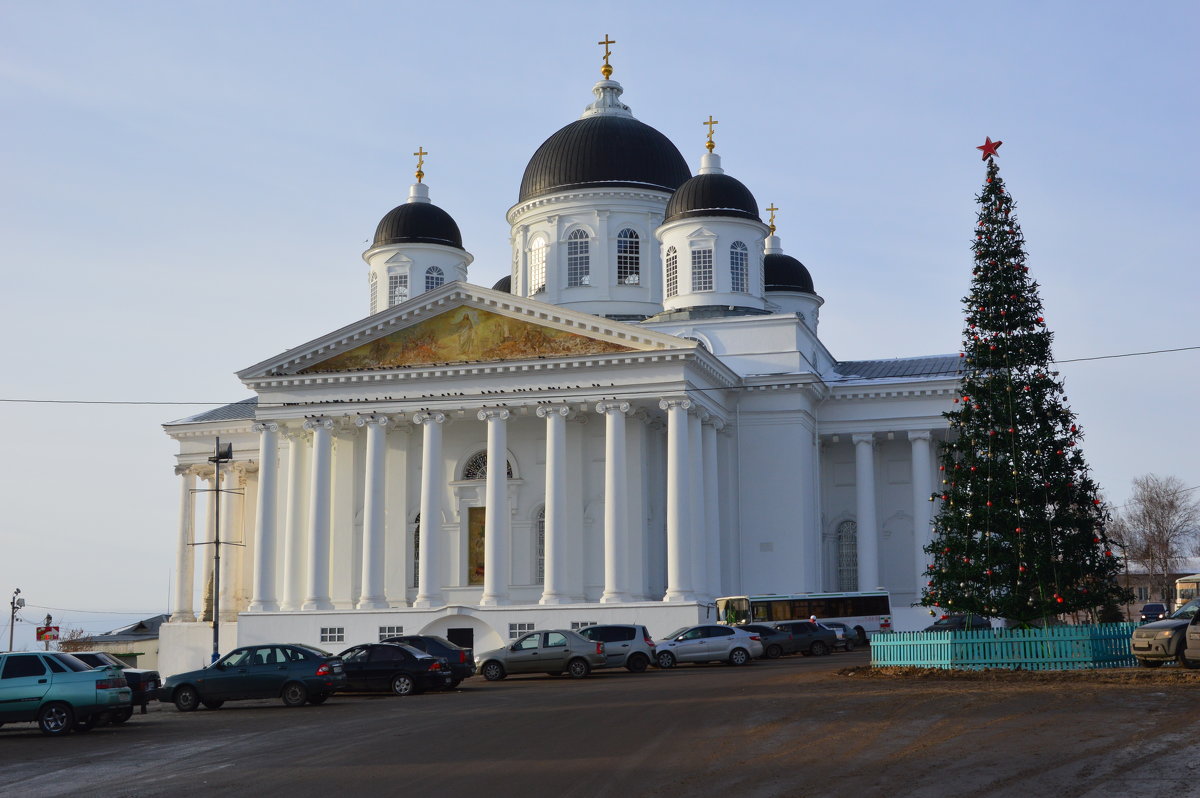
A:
22,604,160,616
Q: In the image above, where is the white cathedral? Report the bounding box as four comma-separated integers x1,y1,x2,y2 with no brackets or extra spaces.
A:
159,51,958,673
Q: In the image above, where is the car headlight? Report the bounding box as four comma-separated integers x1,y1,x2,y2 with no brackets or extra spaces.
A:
1157,630,1175,638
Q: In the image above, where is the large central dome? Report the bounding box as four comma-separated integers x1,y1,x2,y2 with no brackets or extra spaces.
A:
518,115,691,203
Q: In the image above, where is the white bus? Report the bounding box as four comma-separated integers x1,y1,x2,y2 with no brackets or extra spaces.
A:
715,591,892,637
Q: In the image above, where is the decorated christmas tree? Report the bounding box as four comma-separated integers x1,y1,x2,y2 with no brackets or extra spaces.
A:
919,138,1129,626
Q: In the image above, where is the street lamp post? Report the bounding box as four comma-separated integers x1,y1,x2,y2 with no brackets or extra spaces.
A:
8,589,24,652
189,439,239,663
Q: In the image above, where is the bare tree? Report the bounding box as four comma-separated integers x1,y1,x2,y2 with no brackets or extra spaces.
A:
55,627,91,652
1109,475,1200,605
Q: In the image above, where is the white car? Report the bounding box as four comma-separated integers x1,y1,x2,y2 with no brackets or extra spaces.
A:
654,624,764,668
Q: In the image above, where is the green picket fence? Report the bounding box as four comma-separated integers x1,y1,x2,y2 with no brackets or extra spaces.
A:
870,623,1138,670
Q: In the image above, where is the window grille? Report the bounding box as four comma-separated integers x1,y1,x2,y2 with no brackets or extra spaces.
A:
570,621,598,630
1137,586,1148,601
369,273,379,314
319,627,345,644
509,622,534,639
665,246,678,298
461,451,514,481
731,241,748,293
837,520,858,592
529,236,547,293
425,266,445,292
388,273,408,307
616,228,640,284
378,626,404,641
536,507,546,583
691,248,713,292
567,229,590,287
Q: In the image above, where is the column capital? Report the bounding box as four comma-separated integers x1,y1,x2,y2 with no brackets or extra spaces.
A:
595,400,631,416
851,432,876,446
412,410,447,425
659,397,692,412
477,408,511,422
174,464,195,478
302,416,334,432
907,430,932,443
704,416,726,432
252,421,280,434
354,413,390,429
535,404,571,419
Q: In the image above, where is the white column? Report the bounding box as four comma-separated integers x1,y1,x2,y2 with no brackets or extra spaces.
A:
281,429,306,611
356,414,390,609
660,398,694,601
537,405,570,605
201,472,217,622
479,408,511,606
597,401,632,603
302,417,335,611
218,467,242,621
248,423,281,612
909,430,934,596
688,410,707,601
412,411,446,608
172,467,196,622
853,432,880,591
702,418,722,599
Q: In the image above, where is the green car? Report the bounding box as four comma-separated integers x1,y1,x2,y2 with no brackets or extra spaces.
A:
0,651,132,736
159,643,347,711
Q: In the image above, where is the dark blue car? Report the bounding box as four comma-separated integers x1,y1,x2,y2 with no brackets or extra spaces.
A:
159,643,345,711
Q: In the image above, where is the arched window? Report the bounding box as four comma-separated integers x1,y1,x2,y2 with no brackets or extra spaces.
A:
425,266,445,292
388,273,409,307
461,450,514,481
665,246,678,298
731,241,749,293
616,228,640,285
567,229,590,287
535,507,546,584
837,520,859,592
691,247,714,292
412,513,421,589
529,235,547,294
369,272,379,314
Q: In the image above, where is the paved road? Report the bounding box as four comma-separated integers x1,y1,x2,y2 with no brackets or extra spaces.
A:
2,650,1197,798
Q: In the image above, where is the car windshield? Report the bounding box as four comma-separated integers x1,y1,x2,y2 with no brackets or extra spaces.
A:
1170,600,1200,620
51,653,95,672
662,627,689,640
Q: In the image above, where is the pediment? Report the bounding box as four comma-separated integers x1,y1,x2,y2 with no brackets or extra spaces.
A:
238,282,691,378
686,226,718,240
384,252,412,265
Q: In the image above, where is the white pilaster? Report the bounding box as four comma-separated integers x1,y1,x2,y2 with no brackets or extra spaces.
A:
248,423,280,613
172,467,196,622
356,414,390,609
597,401,632,603
280,429,307,611
302,417,335,611
537,405,570,605
853,433,880,591
479,408,511,606
909,430,934,597
660,398,694,601
702,418,722,599
412,411,446,608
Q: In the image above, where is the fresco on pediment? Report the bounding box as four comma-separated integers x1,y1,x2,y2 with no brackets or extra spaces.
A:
300,306,636,373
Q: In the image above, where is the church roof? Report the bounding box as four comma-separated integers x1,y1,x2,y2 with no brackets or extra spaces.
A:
832,355,961,381
75,614,169,644
166,397,258,426
664,172,760,223
764,253,815,293
373,201,464,249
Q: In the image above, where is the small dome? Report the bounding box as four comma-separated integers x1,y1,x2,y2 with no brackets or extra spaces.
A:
491,275,512,293
373,202,463,249
764,253,815,293
519,116,691,203
664,173,760,224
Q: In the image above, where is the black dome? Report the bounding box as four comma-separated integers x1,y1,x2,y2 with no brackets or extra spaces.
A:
491,275,512,293
764,253,815,293
373,202,463,249
519,116,690,203
664,173,760,223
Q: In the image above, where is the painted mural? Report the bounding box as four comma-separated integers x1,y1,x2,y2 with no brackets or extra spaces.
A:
468,507,486,586
301,306,637,373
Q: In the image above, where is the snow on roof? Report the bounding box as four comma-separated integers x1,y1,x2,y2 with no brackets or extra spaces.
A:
831,355,962,382
166,397,257,426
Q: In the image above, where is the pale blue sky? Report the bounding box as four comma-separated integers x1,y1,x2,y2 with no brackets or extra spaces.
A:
1,2,1196,648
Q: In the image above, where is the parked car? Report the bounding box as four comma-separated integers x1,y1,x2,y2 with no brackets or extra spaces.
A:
654,624,764,668
338,643,452,695
773,621,839,656
476,630,606,680
575,624,657,671
818,622,858,652
70,651,159,722
0,651,131,736
923,614,993,632
736,624,799,659
381,634,475,687
1139,603,1169,624
1182,611,1200,668
160,643,345,711
1131,598,1200,668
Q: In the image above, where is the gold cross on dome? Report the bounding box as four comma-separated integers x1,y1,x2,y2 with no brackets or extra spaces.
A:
413,146,427,183
703,115,719,152
766,204,779,233
598,34,616,78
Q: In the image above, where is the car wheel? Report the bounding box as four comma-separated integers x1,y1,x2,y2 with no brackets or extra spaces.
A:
391,674,417,696
173,685,200,712
567,658,591,679
109,706,134,725
201,699,224,710
844,640,856,652
656,651,676,669
626,653,650,673
482,661,506,681
810,641,829,657
765,644,782,659
307,694,329,705
281,681,308,707
37,703,74,736
447,678,463,689
729,648,750,666
1138,658,1164,668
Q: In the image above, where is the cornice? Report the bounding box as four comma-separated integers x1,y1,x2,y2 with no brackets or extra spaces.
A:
506,188,671,225
826,380,958,402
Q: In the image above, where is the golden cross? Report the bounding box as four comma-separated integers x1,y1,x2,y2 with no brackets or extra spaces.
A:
766,204,779,232
598,34,616,78
413,146,427,183
703,115,719,152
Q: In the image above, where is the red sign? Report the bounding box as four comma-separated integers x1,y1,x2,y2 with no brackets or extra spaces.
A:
36,626,59,642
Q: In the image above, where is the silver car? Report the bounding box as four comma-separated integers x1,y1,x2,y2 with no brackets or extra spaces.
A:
654,624,764,668
575,624,657,672
476,629,607,680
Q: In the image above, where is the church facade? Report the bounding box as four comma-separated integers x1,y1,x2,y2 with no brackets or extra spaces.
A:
160,54,957,674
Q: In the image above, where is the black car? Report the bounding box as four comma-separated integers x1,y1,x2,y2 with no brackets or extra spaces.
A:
1139,603,1169,624
737,624,800,659
772,621,839,656
70,651,160,722
160,643,345,710
382,635,475,687
923,614,992,632
338,643,453,696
